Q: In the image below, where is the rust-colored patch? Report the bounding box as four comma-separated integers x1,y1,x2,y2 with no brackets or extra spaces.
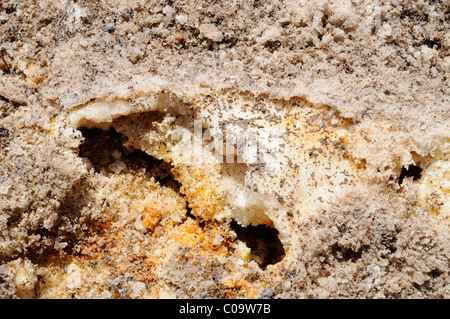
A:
141,207,162,231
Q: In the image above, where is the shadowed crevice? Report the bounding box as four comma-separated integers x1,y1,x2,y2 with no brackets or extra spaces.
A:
78,126,181,192
230,220,285,269
398,164,422,185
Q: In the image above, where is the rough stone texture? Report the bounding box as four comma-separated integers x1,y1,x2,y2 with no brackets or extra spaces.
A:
0,0,449,298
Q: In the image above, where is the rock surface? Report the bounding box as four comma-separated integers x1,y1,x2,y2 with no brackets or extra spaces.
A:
0,0,449,298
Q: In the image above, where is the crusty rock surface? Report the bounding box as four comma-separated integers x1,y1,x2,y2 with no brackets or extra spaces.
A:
0,0,449,298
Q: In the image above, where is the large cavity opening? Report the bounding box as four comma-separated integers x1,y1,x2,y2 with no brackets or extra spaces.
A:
78,126,181,191
230,221,285,269
75,107,286,268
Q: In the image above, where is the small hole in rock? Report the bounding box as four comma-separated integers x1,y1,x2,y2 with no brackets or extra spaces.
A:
230,220,285,269
398,164,423,185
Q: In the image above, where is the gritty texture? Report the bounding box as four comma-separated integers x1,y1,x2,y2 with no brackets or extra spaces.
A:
0,0,449,299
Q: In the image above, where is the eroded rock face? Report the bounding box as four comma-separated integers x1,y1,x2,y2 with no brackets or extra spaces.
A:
0,0,449,298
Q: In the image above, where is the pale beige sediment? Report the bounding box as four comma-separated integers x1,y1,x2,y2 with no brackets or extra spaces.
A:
0,0,449,298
